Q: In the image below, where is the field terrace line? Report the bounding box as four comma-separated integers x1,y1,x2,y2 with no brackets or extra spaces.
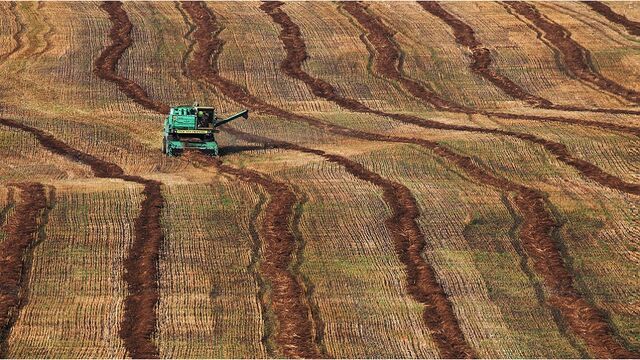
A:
264,1,640,198
182,1,479,357
505,2,640,105
263,2,637,358
419,2,640,116
583,2,640,37
0,183,48,358
341,3,640,136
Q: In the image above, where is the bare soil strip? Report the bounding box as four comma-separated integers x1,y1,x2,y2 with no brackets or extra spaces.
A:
419,2,640,116
0,2,25,63
267,1,640,197
506,1,640,105
33,2,55,59
0,117,163,359
583,2,640,37
188,152,322,358
342,2,640,136
0,183,47,358
340,3,639,358
91,3,175,358
0,188,15,228
182,2,481,357
97,2,325,356
96,2,169,114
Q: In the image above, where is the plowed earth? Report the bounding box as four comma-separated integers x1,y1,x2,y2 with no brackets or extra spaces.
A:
583,1,640,37
506,1,640,104
420,2,640,116
0,1,638,358
0,183,47,358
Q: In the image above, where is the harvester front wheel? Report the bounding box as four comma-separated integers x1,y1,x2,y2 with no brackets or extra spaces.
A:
162,137,167,154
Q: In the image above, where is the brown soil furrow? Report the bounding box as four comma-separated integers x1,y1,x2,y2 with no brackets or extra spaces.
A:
341,2,640,135
0,117,163,359
0,2,25,63
91,3,173,358
505,1,640,105
419,2,640,116
177,4,636,355
420,2,551,108
0,183,47,357
94,2,324,356
339,3,638,358
183,1,480,357
583,2,640,37
33,1,54,58
266,2,639,195
0,188,15,228
95,2,170,114
187,152,321,358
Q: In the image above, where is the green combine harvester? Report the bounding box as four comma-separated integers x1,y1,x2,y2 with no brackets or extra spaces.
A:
163,103,249,156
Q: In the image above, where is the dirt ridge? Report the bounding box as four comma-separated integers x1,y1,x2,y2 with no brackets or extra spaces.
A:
266,1,640,199
419,2,640,116
0,2,25,63
95,1,324,356
583,2,640,37
0,117,163,359
187,152,321,358
95,2,169,114
344,3,640,135
183,2,481,357
506,2,640,105
0,183,47,357
340,3,638,358
0,188,15,228
91,3,174,358
33,2,55,59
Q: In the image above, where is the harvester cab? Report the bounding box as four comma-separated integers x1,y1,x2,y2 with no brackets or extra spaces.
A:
163,103,249,156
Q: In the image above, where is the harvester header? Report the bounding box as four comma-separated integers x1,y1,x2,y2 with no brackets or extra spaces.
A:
163,103,248,156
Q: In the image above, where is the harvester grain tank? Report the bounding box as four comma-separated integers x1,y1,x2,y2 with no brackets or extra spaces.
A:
163,103,249,156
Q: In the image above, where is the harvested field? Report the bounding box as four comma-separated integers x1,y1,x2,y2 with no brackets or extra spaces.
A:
0,1,638,358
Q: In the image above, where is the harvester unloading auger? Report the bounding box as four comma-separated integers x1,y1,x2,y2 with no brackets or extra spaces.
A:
163,102,249,156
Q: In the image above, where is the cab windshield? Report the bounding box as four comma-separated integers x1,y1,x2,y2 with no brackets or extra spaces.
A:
195,108,215,128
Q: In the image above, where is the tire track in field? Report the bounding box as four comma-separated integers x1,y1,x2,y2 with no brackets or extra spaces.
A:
0,117,164,359
262,2,636,358
182,2,476,357
341,2,640,136
583,2,640,37
0,2,25,64
419,2,640,116
505,1,640,105
265,1,639,197
0,183,47,358
97,2,324,357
